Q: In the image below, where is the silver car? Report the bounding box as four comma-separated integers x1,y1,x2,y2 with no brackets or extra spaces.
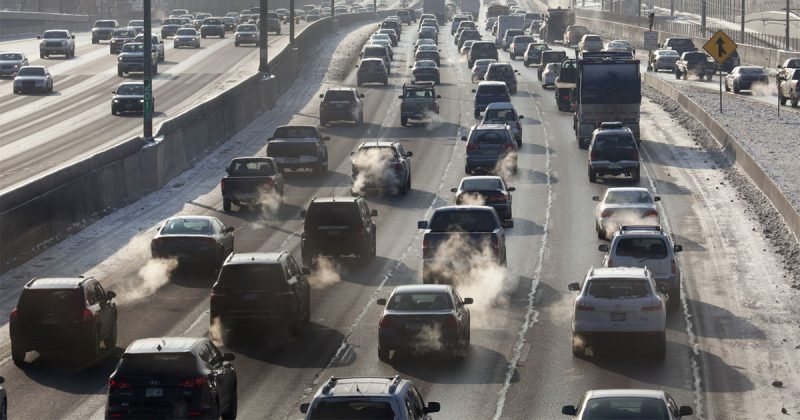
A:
578,34,604,52
173,27,200,48
562,389,693,419
0,52,29,77
13,65,53,94
592,187,660,240
650,49,680,72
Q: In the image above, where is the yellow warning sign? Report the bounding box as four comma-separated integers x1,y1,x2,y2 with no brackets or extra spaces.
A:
703,30,738,64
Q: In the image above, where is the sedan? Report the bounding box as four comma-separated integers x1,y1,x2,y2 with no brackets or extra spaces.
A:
593,187,660,239
234,24,259,46
604,39,635,56
173,27,200,48
112,81,152,115
377,284,472,361
376,29,398,46
649,49,680,72
415,49,440,67
414,38,436,53
410,59,440,84
12,65,52,94
725,65,769,93
451,175,514,224
0,51,29,77
471,58,496,82
150,215,235,270
562,389,694,419
368,39,394,60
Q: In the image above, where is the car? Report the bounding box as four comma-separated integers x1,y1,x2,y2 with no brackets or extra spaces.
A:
500,29,524,51
362,45,391,71
725,65,769,93
111,81,151,115
418,26,438,43
194,12,212,29
350,141,412,196
568,267,667,358
471,58,496,82
109,28,136,54
579,34,604,52
319,87,365,125
399,82,440,126
266,125,330,174
542,62,561,87
563,24,589,46
377,28,399,45
481,102,523,146
234,23,259,46
414,48,440,67
484,62,518,94
451,175,514,223
593,187,660,240
649,49,680,72
368,39,394,60
91,19,118,43
413,38,435,53
371,33,394,47
453,23,476,45
528,19,542,34
451,16,473,35
562,389,694,419
150,215,235,269
222,16,237,31
117,42,159,76
264,17,282,34
124,19,143,34
604,39,635,56
211,251,310,336
306,9,321,21
485,16,497,31
599,225,684,311
300,196,378,266
377,284,472,360
0,52,29,77
418,13,436,28
356,57,389,86
674,51,715,81
587,122,640,181
411,59,440,84
661,36,697,56
300,376,440,419
461,39,476,55
201,17,226,38
134,33,165,62
396,9,412,24
38,29,75,58
381,19,402,40
12,65,53,94
220,157,284,212
472,81,511,119
106,337,237,419
538,49,567,80
10,276,117,365
778,68,800,107
468,40,498,68
508,35,535,59
461,123,518,174
457,29,482,49
173,27,200,48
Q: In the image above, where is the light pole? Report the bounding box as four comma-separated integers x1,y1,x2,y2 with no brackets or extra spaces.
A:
143,0,153,140
787,0,791,51
289,0,295,44
701,0,706,34
259,0,269,73
740,0,745,43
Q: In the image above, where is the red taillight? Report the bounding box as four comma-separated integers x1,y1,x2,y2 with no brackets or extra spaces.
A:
220,179,225,189
467,143,479,150
491,235,500,249
489,193,506,202
188,410,204,417
82,308,93,323
263,178,274,186
109,378,131,390
378,316,393,328
422,239,430,250
179,376,208,388
643,210,658,217
590,151,597,160
576,302,595,311
503,143,515,151
443,315,458,327
10,307,18,321
391,162,403,170
600,209,613,218
642,301,663,312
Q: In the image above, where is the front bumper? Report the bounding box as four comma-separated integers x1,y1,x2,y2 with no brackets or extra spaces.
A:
40,47,69,55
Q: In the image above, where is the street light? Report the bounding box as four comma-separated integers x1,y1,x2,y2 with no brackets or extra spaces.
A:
143,0,153,140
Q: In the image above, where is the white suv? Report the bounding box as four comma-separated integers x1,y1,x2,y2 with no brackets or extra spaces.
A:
568,267,667,359
599,225,683,311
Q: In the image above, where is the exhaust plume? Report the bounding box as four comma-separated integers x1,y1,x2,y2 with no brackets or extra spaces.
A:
209,316,225,347
256,185,282,217
602,211,660,239
351,148,401,196
113,233,179,305
492,152,518,180
309,256,342,289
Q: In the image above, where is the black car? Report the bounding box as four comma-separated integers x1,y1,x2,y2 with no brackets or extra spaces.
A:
411,59,440,84
150,215,235,270
484,62,519,94
587,122,641,183
319,88,365,126
10,277,117,365
350,141,413,196
467,41,498,68
300,197,378,266
111,81,152,115
160,18,184,38
201,17,226,38
106,337,237,419
210,251,311,336
451,175,514,224
109,28,136,54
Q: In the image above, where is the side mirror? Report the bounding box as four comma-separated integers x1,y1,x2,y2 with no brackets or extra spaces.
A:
654,196,661,201
112,90,116,94
591,195,600,201
405,151,413,157
222,352,236,361
300,210,307,218
377,298,387,305
518,114,524,119
398,95,403,99
679,406,694,416
471,89,476,92
437,94,442,98
561,405,577,415
507,187,515,192
450,187,458,193
37,35,42,39
319,93,324,98
673,244,683,252
370,209,378,216
460,136,467,141
417,220,428,229
106,291,117,299
409,65,413,68
72,35,76,38
300,403,310,414
322,136,331,141
567,282,581,291
302,267,311,275
463,297,473,305
598,244,609,252
425,402,441,413
267,137,274,141
360,93,365,98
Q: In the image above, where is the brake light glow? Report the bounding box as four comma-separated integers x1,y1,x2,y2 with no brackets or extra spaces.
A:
188,411,204,418
491,235,500,249
576,302,595,311
179,376,208,388
600,209,613,218
467,143,479,150
10,308,18,320
82,308,93,323
391,162,404,170
109,378,131,390
643,209,658,217
378,316,393,328
443,315,458,327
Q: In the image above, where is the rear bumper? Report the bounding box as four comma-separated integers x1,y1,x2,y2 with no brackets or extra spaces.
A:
590,161,639,176
379,329,461,350
40,47,69,54
321,109,359,120
11,326,93,352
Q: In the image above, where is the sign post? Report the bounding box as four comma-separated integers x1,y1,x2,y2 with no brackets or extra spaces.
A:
703,30,737,113
644,31,658,71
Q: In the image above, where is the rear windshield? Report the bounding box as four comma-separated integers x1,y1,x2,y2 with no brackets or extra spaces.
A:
487,65,513,76
483,108,516,123
387,292,453,310
360,60,385,70
216,264,288,291
267,141,318,157
309,400,396,419
514,36,534,44
163,18,182,24
305,203,362,229
605,190,652,204
19,289,83,311
160,218,212,235
582,397,669,419
471,130,509,145
113,29,135,37
461,178,504,191
615,238,668,259
95,20,116,27
204,18,223,24
478,85,508,95
238,25,257,31
116,353,198,376
17,67,45,76
667,39,694,48
325,90,356,101
229,159,275,176
738,67,765,75
116,84,144,95
594,135,636,151
273,126,318,138
586,278,652,299
429,210,497,232
43,31,69,39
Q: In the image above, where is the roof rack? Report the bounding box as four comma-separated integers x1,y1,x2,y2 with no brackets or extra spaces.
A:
387,375,402,393
620,225,662,232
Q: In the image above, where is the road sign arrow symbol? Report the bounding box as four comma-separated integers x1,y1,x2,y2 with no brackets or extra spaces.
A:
716,37,726,57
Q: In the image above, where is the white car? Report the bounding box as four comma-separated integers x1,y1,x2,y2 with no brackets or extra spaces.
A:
568,267,667,359
0,376,6,420
471,58,496,82
593,187,660,239
562,389,694,419
542,62,561,88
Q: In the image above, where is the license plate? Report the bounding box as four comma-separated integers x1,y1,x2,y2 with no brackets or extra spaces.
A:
610,312,626,322
608,163,621,169
242,293,258,301
327,230,340,236
146,387,163,397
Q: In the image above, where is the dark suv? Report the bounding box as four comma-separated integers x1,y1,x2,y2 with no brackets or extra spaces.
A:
319,88,365,126
351,141,413,196
92,19,119,44
211,252,311,335
587,122,641,183
109,28,136,54
484,62,519,94
201,17,226,38
266,125,330,175
462,123,518,174
301,197,378,266
472,81,511,119
106,337,237,419
468,41,498,68
10,276,117,365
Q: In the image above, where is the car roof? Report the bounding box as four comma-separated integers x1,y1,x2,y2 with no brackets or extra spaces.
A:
225,252,284,265
117,81,144,87
361,57,384,63
462,175,503,182
485,102,515,110
124,337,203,354
584,389,666,399
435,204,494,212
477,81,508,87
605,187,650,194
326,87,356,92
474,123,510,130
614,225,667,237
164,215,216,222
393,284,452,294
316,376,406,397
359,141,396,148
26,277,86,289
20,65,46,70
589,267,649,278
311,196,359,204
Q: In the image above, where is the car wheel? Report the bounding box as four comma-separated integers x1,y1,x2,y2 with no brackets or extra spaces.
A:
524,60,529,67
399,178,408,196
383,80,388,86
104,322,117,350
222,387,238,419
631,168,641,184
118,69,124,77
11,343,26,366
40,52,45,59
674,70,681,80
92,38,98,44
400,116,408,126
779,94,787,105
87,330,101,362
48,83,53,93
571,333,584,357
378,347,390,362
588,166,597,183
724,81,730,92
223,199,232,212
596,222,605,240
792,98,799,108
733,83,740,93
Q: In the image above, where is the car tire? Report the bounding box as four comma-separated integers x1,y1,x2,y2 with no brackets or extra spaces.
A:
571,333,584,357
222,388,238,419
48,83,53,93
118,69,124,77
792,98,799,108
40,52,45,59
11,344,26,366
235,42,239,47
112,107,117,116
92,38,98,44
104,322,117,350
524,60,529,67
631,168,641,184
724,81,730,92
674,70,681,80
400,116,408,126
474,109,480,119
588,166,597,183
378,347,390,362
383,80,388,86
399,177,409,196
223,199,232,212
202,34,207,38
733,84,740,93
596,223,605,240
779,94,787,105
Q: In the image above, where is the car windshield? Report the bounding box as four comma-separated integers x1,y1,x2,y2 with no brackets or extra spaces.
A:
739,67,765,75
238,24,257,32
113,29,134,37
586,278,652,299
462,178,504,191
615,237,668,259
360,60,384,71
216,264,288,291
121,43,145,52
658,50,679,56
176,29,196,35
160,218,212,235
387,292,454,310
582,397,669,419
164,19,182,24
18,289,83,312
116,84,144,95
429,210,497,232
325,90,356,101
309,400,396,419
128,20,143,26
0,53,23,60
116,353,198,376
43,31,69,39
605,190,652,204
229,159,275,176
273,126,317,138
95,21,116,27
17,67,45,76
305,203,361,230
483,108,516,123
514,36,534,44
416,60,436,68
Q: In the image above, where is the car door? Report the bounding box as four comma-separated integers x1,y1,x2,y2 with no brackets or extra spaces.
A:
286,257,309,316
206,342,235,407
93,282,116,338
452,288,469,336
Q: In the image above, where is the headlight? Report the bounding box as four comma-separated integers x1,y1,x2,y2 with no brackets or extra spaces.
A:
118,56,122,61
113,99,119,103
13,64,20,68
139,99,144,103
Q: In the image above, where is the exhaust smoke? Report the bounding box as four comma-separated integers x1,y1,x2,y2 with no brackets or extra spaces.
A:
492,152,518,180
309,256,342,289
411,324,445,353
256,185,282,217
458,192,487,206
351,147,401,196
209,316,225,347
602,211,660,239
113,233,179,305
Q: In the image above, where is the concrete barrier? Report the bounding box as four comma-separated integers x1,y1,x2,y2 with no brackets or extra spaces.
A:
0,11,90,39
0,10,407,273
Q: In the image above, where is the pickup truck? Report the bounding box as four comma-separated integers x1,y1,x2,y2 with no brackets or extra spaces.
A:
399,82,440,126
221,157,285,212
418,205,508,284
266,125,330,175
674,51,714,81
776,57,800,91
778,68,800,107
117,42,158,76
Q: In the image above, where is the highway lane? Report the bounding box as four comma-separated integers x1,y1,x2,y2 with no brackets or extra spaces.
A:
0,21,307,193
0,7,798,420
